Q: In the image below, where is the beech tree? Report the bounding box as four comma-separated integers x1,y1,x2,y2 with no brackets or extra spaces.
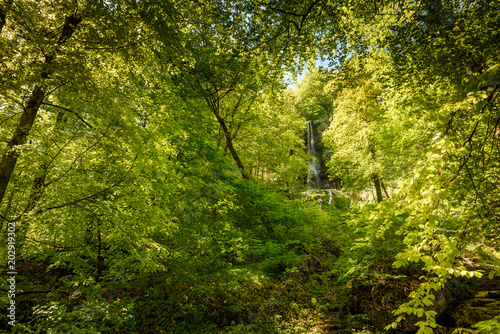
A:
0,0,148,206
1,1,499,333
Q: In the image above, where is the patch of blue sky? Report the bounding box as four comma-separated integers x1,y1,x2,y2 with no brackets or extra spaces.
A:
285,54,336,88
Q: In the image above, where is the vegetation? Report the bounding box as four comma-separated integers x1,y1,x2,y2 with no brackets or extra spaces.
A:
1,0,499,333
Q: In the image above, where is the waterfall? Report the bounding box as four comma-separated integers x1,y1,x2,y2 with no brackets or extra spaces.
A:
307,121,320,190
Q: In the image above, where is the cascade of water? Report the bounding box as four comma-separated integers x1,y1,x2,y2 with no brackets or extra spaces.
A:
307,121,321,190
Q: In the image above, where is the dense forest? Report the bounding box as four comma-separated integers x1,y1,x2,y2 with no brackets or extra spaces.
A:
1,0,499,333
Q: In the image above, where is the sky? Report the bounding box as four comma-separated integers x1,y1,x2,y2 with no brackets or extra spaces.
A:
286,56,333,88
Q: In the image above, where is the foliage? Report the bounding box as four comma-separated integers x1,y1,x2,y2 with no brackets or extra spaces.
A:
13,299,137,334
472,315,500,334
293,68,333,121
1,0,500,333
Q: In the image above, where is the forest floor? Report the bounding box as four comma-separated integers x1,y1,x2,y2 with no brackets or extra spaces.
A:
8,244,500,333
3,194,500,333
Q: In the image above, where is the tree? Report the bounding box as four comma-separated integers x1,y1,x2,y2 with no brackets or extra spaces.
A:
0,0,148,206
0,0,186,282
294,67,333,121
317,1,500,331
323,54,391,202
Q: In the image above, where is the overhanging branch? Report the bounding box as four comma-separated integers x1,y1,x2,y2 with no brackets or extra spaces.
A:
42,102,93,128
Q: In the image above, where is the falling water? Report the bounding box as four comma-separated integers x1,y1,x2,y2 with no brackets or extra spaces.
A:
307,121,321,190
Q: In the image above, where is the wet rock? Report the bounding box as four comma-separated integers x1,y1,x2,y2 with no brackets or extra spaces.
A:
488,290,500,298
468,298,499,307
405,288,453,332
324,314,344,330
451,290,500,327
404,281,472,331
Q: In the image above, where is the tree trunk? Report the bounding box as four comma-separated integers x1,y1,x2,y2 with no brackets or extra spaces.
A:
211,107,249,180
0,86,45,204
96,222,103,282
381,180,390,199
27,163,47,212
0,14,81,205
373,174,383,203
0,1,12,34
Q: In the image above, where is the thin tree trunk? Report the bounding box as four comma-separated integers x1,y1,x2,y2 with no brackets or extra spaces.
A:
0,8,5,33
381,180,390,199
96,222,103,282
211,107,249,180
0,1,12,34
26,111,67,212
368,143,383,202
26,163,47,212
373,174,383,203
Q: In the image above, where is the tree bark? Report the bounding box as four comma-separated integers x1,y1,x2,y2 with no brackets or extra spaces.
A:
211,106,249,180
96,222,103,282
373,174,383,203
381,180,390,199
0,86,45,204
0,14,81,205
0,1,12,34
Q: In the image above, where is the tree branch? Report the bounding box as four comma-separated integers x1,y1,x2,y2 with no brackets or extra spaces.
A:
42,102,93,128
36,152,139,214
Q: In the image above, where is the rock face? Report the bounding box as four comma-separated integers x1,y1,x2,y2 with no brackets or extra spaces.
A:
450,290,500,328
399,279,500,332
304,121,339,190
432,274,500,331
321,268,500,333
404,286,462,332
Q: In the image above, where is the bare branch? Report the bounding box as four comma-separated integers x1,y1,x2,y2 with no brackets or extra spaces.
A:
42,102,93,128
35,182,118,214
